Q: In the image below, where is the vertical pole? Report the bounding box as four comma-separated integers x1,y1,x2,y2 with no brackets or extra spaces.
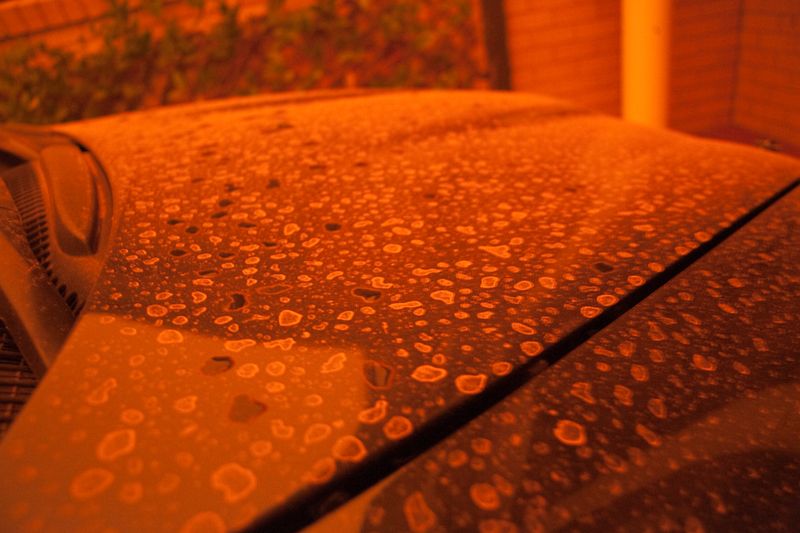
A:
622,0,671,127
480,0,511,90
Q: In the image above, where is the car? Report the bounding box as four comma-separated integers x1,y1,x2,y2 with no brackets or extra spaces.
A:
0,90,798,532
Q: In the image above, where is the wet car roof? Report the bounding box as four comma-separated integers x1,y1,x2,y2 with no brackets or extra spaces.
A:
1,91,799,532
309,186,800,533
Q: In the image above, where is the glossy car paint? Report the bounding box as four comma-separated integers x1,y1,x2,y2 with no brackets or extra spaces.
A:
308,187,800,533
0,91,798,532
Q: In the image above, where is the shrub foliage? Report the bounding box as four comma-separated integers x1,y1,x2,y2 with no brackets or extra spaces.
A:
0,0,482,123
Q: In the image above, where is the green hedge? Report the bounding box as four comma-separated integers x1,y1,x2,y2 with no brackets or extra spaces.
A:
0,0,482,124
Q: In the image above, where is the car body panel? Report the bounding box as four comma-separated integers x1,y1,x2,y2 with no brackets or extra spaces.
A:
0,91,798,531
306,187,800,533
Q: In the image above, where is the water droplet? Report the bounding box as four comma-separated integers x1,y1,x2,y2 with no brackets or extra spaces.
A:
265,381,285,393
224,339,256,352
332,435,366,462
96,429,136,462
414,342,432,354
520,341,543,357
430,290,455,304
86,378,118,405
258,283,292,295
597,294,618,307
411,365,448,382
580,306,601,318
304,458,336,485
692,353,717,371
157,329,184,344
179,512,226,533
727,277,745,288
389,300,422,310
121,409,144,425
383,244,402,253
447,449,469,468
147,304,168,317
264,361,287,376
404,491,437,532
491,361,512,375
480,276,500,289
570,382,596,404
321,352,347,373
271,419,295,439
191,291,207,304
210,463,257,503
538,276,557,289
383,415,413,440
593,262,614,273
647,397,667,418
470,483,501,510
174,395,198,413
227,293,247,311
70,468,114,500
553,419,586,446
472,437,492,455
635,423,662,447
752,337,768,352
455,374,487,394
733,361,751,375
362,360,393,389
479,245,511,258
278,310,303,326
304,423,332,445
263,338,295,351
357,400,388,424
627,275,645,286
511,322,536,335
236,363,260,378
513,280,533,291
352,287,382,302
630,364,649,381
249,440,273,458
229,394,267,423
201,356,234,375
118,482,143,504
647,321,667,341
614,384,634,406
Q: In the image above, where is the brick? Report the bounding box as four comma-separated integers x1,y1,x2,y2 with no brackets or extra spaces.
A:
734,0,800,145
0,6,26,37
80,0,109,20
673,1,740,23
35,0,62,27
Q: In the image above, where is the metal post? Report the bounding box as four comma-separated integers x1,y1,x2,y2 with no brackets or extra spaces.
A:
622,0,671,127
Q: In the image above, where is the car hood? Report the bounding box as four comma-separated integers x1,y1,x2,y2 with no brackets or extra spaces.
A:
1,90,799,532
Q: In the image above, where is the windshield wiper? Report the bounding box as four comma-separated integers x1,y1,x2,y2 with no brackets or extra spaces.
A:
0,178,72,376
0,126,112,375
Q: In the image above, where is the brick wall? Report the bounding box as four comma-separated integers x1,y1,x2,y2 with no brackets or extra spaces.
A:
734,0,800,146
1,0,138,44
669,0,742,133
503,0,798,149
0,0,313,50
504,0,621,115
